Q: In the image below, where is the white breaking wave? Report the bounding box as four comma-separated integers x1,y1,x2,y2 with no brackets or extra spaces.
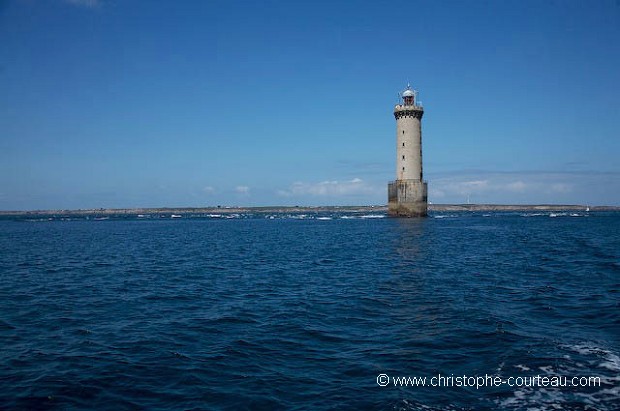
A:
497,342,620,410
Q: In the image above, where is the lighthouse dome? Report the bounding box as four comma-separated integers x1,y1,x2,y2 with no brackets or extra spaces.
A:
402,89,414,97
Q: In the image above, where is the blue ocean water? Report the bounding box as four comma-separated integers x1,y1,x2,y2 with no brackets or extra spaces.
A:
1,211,618,410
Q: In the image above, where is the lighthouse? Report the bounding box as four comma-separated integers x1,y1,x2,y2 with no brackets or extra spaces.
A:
388,84,428,217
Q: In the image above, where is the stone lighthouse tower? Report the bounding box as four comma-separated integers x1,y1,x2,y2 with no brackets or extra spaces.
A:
388,84,428,217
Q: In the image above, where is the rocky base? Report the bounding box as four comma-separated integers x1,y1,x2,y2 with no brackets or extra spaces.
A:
387,179,428,218
387,202,427,217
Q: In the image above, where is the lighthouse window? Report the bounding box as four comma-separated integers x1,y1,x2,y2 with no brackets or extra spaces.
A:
402,167,405,171
402,142,405,147
402,155,405,160
402,130,405,134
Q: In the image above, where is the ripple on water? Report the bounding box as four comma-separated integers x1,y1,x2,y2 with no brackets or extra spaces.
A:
0,213,619,410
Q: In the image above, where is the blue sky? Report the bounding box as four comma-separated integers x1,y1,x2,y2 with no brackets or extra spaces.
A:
1,0,619,209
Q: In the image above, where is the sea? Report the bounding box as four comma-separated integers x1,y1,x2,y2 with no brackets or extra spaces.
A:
1,210,618,410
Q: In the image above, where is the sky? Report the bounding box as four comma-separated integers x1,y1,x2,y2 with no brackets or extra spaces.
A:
1,0,619,210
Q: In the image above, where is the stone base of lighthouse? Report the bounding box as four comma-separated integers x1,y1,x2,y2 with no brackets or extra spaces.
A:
388,180,428,217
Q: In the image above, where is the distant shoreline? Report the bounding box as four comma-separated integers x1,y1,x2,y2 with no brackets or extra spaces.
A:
0,204,617,217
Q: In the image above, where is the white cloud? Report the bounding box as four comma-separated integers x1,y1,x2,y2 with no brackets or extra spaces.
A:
506,181,527,192
429,188,446,198
235,185,250,194
277,178,380,197
551,183,572,193
437,179,489,196
427,170,618,204
203,186,215,194
64,0,101,8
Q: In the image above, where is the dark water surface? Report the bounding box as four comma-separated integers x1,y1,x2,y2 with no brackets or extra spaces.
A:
1,211,619,410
